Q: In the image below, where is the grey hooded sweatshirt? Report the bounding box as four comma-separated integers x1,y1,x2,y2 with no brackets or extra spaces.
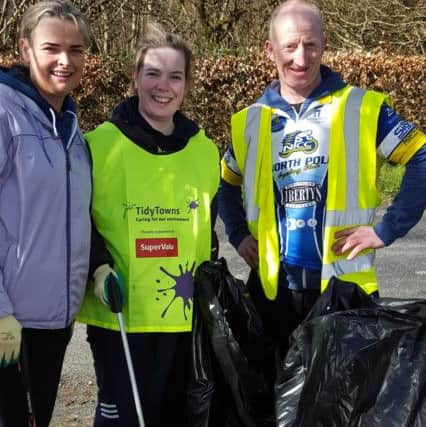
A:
0,66,91,328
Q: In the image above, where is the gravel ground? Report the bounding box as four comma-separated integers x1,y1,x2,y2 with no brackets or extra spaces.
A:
50,324,97,427
50,215,426,426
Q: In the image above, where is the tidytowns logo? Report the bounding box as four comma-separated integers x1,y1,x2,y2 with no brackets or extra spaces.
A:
122,203,180,220
279,130,318,158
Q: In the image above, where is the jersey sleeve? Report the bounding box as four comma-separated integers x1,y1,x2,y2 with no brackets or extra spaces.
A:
221,144,243,186
374,104,426,245
376,104,425,165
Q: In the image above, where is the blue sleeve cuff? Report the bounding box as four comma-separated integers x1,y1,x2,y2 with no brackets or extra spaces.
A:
217,178,251,250
373,221,397,247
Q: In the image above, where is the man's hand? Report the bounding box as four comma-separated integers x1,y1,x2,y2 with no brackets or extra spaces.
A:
93,264,124,309
332,226,385,260
237,235,259,268
0,315,22,367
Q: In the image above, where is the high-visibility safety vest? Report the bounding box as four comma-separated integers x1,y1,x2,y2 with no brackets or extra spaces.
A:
231,86,390,300
77,122,220,332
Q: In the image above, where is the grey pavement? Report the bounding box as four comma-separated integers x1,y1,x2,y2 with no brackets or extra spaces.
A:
218,211,426,299
51,213,425,424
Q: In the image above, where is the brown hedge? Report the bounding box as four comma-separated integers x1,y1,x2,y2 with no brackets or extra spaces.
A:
188,49,425,151
1,50,424,151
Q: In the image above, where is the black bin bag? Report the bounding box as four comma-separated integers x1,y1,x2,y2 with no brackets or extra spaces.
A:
188,258,275,427
276,276,426,427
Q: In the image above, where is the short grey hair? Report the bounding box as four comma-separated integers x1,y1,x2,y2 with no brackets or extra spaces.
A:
268,0,324,40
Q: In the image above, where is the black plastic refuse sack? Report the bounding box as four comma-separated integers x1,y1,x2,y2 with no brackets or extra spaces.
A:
276,276,426,427
188,258,274,427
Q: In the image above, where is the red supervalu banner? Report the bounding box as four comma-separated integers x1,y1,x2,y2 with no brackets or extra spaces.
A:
135,238,178,258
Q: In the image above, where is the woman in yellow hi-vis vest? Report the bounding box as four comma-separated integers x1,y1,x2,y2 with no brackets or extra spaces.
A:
77,22,220,427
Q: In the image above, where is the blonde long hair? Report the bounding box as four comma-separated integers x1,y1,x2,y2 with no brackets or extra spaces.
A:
20,0,90,47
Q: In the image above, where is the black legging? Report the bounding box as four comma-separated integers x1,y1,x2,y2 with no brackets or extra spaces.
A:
87,326,191,427
0,325,72,427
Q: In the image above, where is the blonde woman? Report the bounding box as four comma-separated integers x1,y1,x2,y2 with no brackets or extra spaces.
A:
0,1,91,425
78,23,220,426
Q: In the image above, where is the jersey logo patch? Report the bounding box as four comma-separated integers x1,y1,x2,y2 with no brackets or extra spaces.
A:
280,181,322,208
279,130,318,158
392,121,413,140
271,115,286,132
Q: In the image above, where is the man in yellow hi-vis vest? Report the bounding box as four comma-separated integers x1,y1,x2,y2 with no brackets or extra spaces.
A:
218,0,426,363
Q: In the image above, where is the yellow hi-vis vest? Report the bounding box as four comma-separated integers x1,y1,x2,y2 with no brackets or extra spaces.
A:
77,122,220,332
231,86,390,300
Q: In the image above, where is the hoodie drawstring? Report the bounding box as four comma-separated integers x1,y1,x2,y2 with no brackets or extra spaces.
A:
64,110,78,150
49,108,58,138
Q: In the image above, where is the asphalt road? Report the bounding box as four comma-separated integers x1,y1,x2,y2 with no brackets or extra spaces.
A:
374,211,426,299
218,211,426,299
51,213,425,425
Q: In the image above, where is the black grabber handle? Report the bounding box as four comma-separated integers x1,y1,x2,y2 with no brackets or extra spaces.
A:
105,273,122,313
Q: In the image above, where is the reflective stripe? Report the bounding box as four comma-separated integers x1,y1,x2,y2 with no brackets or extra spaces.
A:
325,208,376,227
322,253,375,279
100,402,119,419
244,107,262,222
100,413,120,419
100,403,118,408
343,87,365,211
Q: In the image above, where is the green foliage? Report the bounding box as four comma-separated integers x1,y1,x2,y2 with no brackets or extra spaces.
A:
378,163,405,203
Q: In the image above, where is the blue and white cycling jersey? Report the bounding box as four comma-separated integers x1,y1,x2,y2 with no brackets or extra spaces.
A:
271,102,333,269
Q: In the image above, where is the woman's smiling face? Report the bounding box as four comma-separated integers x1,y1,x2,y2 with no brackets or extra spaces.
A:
20,17,86,111
134,47,186,135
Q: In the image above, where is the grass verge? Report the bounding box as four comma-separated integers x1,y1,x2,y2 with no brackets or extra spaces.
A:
378,163,404,206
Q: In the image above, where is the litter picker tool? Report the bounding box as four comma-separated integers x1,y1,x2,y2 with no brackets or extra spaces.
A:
106,273,145,427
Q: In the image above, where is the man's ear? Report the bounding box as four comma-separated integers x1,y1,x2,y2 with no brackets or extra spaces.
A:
264,40,274,61
19,38,31,65
322,34,328,53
